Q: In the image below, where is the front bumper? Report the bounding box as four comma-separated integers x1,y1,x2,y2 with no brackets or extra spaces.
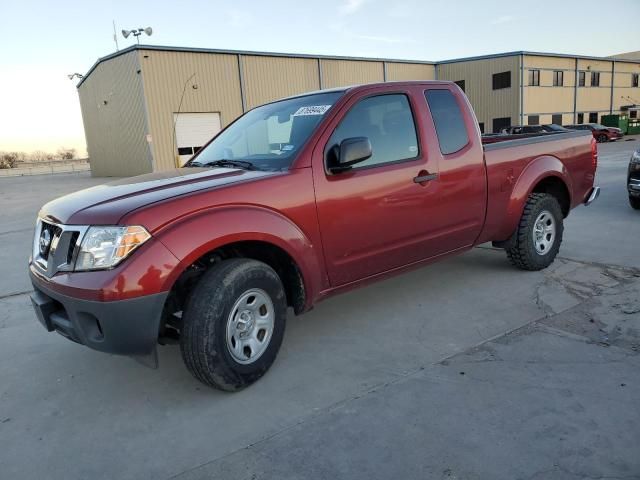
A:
30,269,168,356
584,186,601,206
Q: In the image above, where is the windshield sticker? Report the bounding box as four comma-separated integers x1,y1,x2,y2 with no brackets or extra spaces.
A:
293,105,332,116
282,144,295,151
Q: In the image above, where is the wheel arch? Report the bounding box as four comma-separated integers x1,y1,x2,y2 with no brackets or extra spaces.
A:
156,206,323,319
497,156,572,246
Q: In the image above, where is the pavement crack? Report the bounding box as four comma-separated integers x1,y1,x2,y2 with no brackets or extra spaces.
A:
0,290,33,301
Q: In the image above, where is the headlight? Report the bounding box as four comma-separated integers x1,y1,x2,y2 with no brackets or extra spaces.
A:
75,226,151,271
631,150,640,164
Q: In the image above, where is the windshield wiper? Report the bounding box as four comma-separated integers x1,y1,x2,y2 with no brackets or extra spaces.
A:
197,159,257,170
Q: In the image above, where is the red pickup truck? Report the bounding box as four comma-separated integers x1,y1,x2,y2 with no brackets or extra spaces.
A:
29,81,599,390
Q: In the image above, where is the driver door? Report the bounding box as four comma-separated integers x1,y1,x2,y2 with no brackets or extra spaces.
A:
312,90,441,286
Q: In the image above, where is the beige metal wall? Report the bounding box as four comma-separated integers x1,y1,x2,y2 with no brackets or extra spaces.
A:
139,49,244,171
385,62,435,81
137,51,436,171
438,55,520,132
523,54,575,121
241,55,320,109
612,61,640,112
78,51,152,177
320,59,384,88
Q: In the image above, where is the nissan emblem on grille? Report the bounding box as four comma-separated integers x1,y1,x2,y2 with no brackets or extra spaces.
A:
39,228,52,256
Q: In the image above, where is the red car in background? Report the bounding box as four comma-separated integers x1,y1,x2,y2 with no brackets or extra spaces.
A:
565,123,624,143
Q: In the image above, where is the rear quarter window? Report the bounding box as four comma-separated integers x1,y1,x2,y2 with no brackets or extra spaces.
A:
425,89,470,155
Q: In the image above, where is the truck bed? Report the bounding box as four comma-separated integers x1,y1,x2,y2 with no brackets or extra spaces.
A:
477,130,595,244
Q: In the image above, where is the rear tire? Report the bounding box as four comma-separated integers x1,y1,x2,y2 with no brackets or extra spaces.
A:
180,258,287,391
506,193,564,271
630,195,640,210
597,134,608,143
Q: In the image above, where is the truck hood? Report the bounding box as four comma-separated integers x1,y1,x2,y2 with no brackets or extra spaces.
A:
39,167,279,226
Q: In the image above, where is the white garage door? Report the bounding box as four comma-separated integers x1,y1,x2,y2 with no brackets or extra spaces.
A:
174,112,221,166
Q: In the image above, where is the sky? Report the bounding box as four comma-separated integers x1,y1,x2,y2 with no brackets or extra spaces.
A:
1,0,639,155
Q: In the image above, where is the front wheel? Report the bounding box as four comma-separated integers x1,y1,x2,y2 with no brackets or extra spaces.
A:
630,195,640,210
506,193,564,271
180,258,287,391
597,134,608,143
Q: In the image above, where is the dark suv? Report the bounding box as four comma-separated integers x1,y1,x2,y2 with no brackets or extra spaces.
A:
565,123,623,143
629,148,640,209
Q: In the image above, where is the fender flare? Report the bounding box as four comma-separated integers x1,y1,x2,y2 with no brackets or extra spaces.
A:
155,205,323,309
503,155,572,240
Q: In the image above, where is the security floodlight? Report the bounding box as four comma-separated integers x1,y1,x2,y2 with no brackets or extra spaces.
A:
121,27,153,44
67,73,84,80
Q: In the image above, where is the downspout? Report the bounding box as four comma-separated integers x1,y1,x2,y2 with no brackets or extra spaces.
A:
317,58,324,89
519,54,524,125
573,57,578,123
237,54,246,113
610,60,615,114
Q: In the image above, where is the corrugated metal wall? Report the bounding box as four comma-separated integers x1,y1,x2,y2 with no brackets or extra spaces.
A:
438,56,520,132
320,59,384,87
386,63,435,81
241,55,321,109
523,55,575,119
78,51,151,176
137,50,434,171
139,50,244,171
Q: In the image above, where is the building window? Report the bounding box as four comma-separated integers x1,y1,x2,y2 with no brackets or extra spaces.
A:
553,71,564,87
492,117,511,133
528,70,540,86
630,110,638,119
577,113,584,123
454,80,465,92
633,74,639,88
478,122,485,134
591,72,600,87
578,72,586,87
551,114,563,125
528,115,540,125
589,112,598,123
492,71,511,90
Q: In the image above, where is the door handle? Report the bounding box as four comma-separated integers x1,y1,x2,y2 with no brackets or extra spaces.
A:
413,172,438,184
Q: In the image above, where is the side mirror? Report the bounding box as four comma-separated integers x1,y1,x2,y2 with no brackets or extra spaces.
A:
328,137,372,173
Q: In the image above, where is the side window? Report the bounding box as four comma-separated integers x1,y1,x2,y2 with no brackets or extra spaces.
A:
425,89,470,155
327,94,419,169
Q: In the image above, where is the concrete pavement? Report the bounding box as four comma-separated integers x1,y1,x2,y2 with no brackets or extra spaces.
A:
0,138,638,480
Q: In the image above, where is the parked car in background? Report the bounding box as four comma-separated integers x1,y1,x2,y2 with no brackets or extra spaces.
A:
29,81,599,391
564,123,624,143
629,148,640,210
500,124,569,135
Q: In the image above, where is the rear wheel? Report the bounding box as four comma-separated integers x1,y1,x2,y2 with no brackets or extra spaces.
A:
630,195,640,210
505,193,564,271
180,258,287,391
597,134,608,143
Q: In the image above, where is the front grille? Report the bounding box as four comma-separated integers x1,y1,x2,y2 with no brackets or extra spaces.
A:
40,221,62,261
33,220,89,277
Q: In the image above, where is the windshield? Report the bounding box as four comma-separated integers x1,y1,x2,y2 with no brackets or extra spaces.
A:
188,91,344,170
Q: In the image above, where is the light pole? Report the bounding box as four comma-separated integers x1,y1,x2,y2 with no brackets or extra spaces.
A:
122,27,153,44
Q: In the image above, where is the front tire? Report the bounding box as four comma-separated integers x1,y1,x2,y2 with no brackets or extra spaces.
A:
180,258,287,391
506,193,564,271
597,134,608,143
630,195,640,210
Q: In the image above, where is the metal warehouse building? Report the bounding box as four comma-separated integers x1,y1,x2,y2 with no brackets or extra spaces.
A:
77,45,435,176
77,45,640,176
